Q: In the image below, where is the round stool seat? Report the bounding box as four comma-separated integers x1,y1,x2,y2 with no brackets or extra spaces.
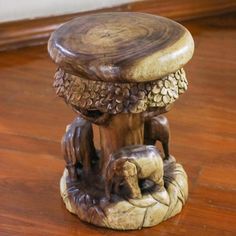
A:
48,12,194,83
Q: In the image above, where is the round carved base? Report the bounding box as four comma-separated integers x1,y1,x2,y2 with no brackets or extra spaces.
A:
60,159,188,230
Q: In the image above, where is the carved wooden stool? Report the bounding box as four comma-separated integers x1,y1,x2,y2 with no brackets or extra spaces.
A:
48,12,194,230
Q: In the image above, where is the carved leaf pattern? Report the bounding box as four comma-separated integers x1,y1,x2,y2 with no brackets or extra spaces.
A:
53,68,188,114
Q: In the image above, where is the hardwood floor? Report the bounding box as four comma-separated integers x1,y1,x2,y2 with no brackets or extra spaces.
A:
0,13,235,235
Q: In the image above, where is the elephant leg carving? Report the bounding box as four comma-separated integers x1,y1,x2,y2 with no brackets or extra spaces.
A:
62,116,98,181
77,119,98,175
162,140,170,160
62,125,78,181
144,115,170,160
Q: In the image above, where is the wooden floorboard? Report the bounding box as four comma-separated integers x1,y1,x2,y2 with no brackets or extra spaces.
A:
0,13,236,235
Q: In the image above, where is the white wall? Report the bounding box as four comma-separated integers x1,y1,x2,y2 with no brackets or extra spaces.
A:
0,0,136,23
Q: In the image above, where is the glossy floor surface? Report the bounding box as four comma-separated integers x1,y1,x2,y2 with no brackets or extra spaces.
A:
0,13,236,236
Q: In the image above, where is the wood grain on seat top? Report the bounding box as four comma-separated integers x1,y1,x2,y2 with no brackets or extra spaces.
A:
48,12,194,82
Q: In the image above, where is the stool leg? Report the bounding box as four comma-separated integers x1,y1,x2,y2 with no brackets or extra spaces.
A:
144,115,170,160
62,127,78,181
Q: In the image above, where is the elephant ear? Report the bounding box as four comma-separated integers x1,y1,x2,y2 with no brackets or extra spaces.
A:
123,161,137,177
112,158,128,176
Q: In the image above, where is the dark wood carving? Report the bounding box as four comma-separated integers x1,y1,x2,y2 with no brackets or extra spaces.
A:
61,117,98,180
48,12,194,230
53,68,188,115
144,115,170,160
105,145,164,199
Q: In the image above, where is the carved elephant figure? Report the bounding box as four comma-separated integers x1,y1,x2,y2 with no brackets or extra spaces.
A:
144,115,170,160
105,145,164,199
61,116,98,181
